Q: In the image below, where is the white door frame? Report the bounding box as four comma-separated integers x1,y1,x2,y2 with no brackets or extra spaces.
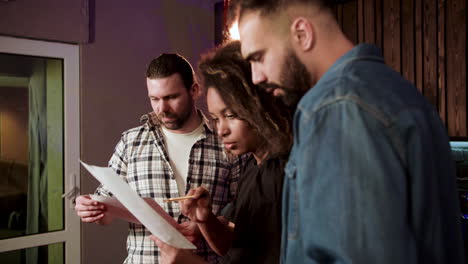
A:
0,35,80,264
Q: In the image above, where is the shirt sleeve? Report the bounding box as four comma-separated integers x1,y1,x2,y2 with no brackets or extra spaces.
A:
94,134,128,196
294,100,414,263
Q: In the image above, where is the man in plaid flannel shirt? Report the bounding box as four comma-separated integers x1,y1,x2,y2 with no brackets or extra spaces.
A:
75,54,243,263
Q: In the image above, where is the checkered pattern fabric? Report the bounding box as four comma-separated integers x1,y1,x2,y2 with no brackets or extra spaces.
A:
95,111,243,264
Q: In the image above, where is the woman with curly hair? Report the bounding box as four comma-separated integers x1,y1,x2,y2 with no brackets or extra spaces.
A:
198,41,292,158
151,40,292,264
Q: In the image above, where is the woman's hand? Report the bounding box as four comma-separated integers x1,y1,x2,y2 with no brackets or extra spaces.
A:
180,187,212,223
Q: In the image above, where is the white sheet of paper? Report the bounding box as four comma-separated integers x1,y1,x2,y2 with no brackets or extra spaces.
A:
89,195,180,230
81,161,196,249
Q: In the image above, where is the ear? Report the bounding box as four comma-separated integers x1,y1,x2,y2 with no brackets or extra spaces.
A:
190,83,200,99
290,17,314,51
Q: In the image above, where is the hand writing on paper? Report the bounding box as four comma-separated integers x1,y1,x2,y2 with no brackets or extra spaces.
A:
75,195,109,224
180,187,211,223
150,235,206,264
177,221,202,243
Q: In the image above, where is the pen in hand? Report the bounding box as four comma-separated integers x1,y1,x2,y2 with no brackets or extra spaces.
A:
163,192,207,203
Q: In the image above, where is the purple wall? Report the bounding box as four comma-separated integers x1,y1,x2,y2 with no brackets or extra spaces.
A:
0,0,89,43
1,0,216,263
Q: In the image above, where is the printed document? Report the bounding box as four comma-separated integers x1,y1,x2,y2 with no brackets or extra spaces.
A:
81,161,196,249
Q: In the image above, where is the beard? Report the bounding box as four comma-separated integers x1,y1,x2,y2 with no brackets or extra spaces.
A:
157,99,194,130
259,49,312,108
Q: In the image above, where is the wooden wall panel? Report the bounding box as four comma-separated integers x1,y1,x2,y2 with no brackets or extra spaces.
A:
342,1,358,44
446,0,467,136
401,0,415,84
357,0,364,43
437,0,446,124
423,0,438,107
337,0,467,137
363,0,375,44
415,0,424,93
383,0,401,72
375,0,383,49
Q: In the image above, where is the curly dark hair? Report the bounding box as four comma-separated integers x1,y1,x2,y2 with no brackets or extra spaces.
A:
198,41,292,155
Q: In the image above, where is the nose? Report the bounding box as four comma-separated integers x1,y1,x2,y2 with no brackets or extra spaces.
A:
217,119,230,138
157,99,170,113
251,63,267,85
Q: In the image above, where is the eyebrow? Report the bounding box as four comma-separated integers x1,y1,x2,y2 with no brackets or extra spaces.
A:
149,93,180,99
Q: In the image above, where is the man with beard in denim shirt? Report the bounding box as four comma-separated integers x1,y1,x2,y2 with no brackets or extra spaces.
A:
232,0,465,263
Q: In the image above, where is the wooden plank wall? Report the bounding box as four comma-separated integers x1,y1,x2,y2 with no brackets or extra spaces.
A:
335,0,467,137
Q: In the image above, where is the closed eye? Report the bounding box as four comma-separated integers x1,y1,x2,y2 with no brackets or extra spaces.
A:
246,50,264,63
225,114,236,119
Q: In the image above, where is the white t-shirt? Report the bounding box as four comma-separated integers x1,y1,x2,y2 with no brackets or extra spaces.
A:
161,122,204,196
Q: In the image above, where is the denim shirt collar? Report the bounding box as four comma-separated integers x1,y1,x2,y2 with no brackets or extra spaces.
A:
325,43,383,76
302,44,384,102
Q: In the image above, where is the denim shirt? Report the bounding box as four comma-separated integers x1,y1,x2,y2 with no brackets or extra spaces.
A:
281,44,464,264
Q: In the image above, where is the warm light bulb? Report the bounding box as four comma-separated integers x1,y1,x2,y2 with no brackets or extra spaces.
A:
229,21,240,40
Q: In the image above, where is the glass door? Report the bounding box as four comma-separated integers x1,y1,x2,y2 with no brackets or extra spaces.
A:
0,36,80,264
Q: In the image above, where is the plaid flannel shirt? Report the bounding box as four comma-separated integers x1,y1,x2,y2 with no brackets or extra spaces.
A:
95,111,243,264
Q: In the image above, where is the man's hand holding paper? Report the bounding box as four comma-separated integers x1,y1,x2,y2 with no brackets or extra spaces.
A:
75,195,109,224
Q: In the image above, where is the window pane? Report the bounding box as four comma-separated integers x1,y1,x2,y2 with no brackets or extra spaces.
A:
0,242,64,264
0,53,64,239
